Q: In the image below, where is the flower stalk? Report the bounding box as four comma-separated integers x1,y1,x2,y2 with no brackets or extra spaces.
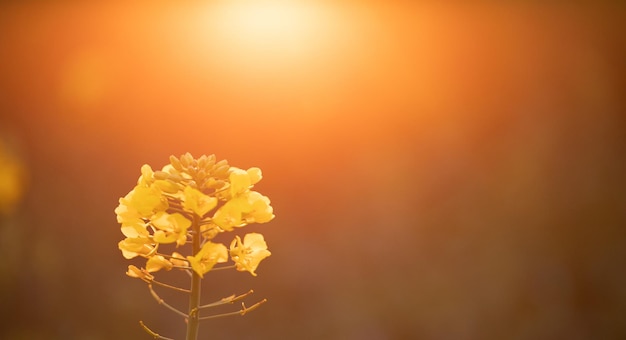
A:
186,215,202,340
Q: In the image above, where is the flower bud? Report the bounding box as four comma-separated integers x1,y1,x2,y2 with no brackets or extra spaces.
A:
169,155,183,171
180,152,193,168
153,171,169,180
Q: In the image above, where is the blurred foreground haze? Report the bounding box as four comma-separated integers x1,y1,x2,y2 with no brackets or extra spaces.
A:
0,2,625,339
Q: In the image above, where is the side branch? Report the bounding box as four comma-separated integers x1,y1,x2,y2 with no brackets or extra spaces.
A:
151,279,191,293
199,299,267,321
148,284,189,319
209,264,236,271
139,321,175,340
197,290,254,310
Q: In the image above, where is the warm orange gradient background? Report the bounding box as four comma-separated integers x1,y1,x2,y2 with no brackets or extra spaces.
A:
1,2,625,339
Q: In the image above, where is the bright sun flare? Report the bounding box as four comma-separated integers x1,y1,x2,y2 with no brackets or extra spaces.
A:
219,2,310,38
204,0,334,64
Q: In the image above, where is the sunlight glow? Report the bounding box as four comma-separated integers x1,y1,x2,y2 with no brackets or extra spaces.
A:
216,1,314,41
206,0,333,68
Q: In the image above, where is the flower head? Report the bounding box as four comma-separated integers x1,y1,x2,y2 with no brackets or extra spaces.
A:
117,153,273,279
117,153,275,336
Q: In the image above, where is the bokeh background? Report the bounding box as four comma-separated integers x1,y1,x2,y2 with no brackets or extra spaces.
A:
1,2,625,339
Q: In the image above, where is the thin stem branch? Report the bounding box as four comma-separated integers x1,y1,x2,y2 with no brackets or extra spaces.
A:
184,268,193,278
151,279,191,293
210,264,236,271
198,219,214,226
139,321,175,340
172,265,192,270
155,252,189,262
198,299,267,321
148,284,188,319
197,290,254,310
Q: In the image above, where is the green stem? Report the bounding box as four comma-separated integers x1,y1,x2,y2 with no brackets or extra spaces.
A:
186,214,202,340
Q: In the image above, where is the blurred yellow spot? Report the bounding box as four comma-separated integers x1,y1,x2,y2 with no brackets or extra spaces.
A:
0,139,25,215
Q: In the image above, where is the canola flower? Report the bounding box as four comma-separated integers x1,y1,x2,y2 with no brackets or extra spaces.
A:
116,153,274,340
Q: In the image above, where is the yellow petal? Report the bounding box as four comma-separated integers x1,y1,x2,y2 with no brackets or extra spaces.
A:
211,200,244,231
126,265,154,282
122,185,167,217
153,230,177,244
126,265,142,278
229,167,251,197
146,255,173,272
170,213,192,231
183,186,218,217
246,167,262,185
187,242,228,277
120,219,148,238
248,192,274,223
170,252,188,267
151,212,191,233
115,203,140,223
229,233,271,276
118,237,155,259
244,232,269,250
153,179,180,194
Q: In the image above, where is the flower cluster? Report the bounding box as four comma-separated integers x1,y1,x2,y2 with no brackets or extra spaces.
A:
116,153,273,278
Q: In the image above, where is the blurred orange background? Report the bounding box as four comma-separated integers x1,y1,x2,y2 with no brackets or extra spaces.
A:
1,2,625,339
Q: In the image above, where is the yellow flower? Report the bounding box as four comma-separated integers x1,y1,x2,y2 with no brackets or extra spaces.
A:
229,168,251,197
228,167,263,198
118,185,167,218
151,212,191,246
186,242,228,277
247,167,262,186
126,265,154,282
229,233,271,276
116,206,149,238
118,237,157,259
183,186,217,217
211,191,274,231
146,255,173,272
243,191,274,224
120,223,149,239
211,199,244,231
